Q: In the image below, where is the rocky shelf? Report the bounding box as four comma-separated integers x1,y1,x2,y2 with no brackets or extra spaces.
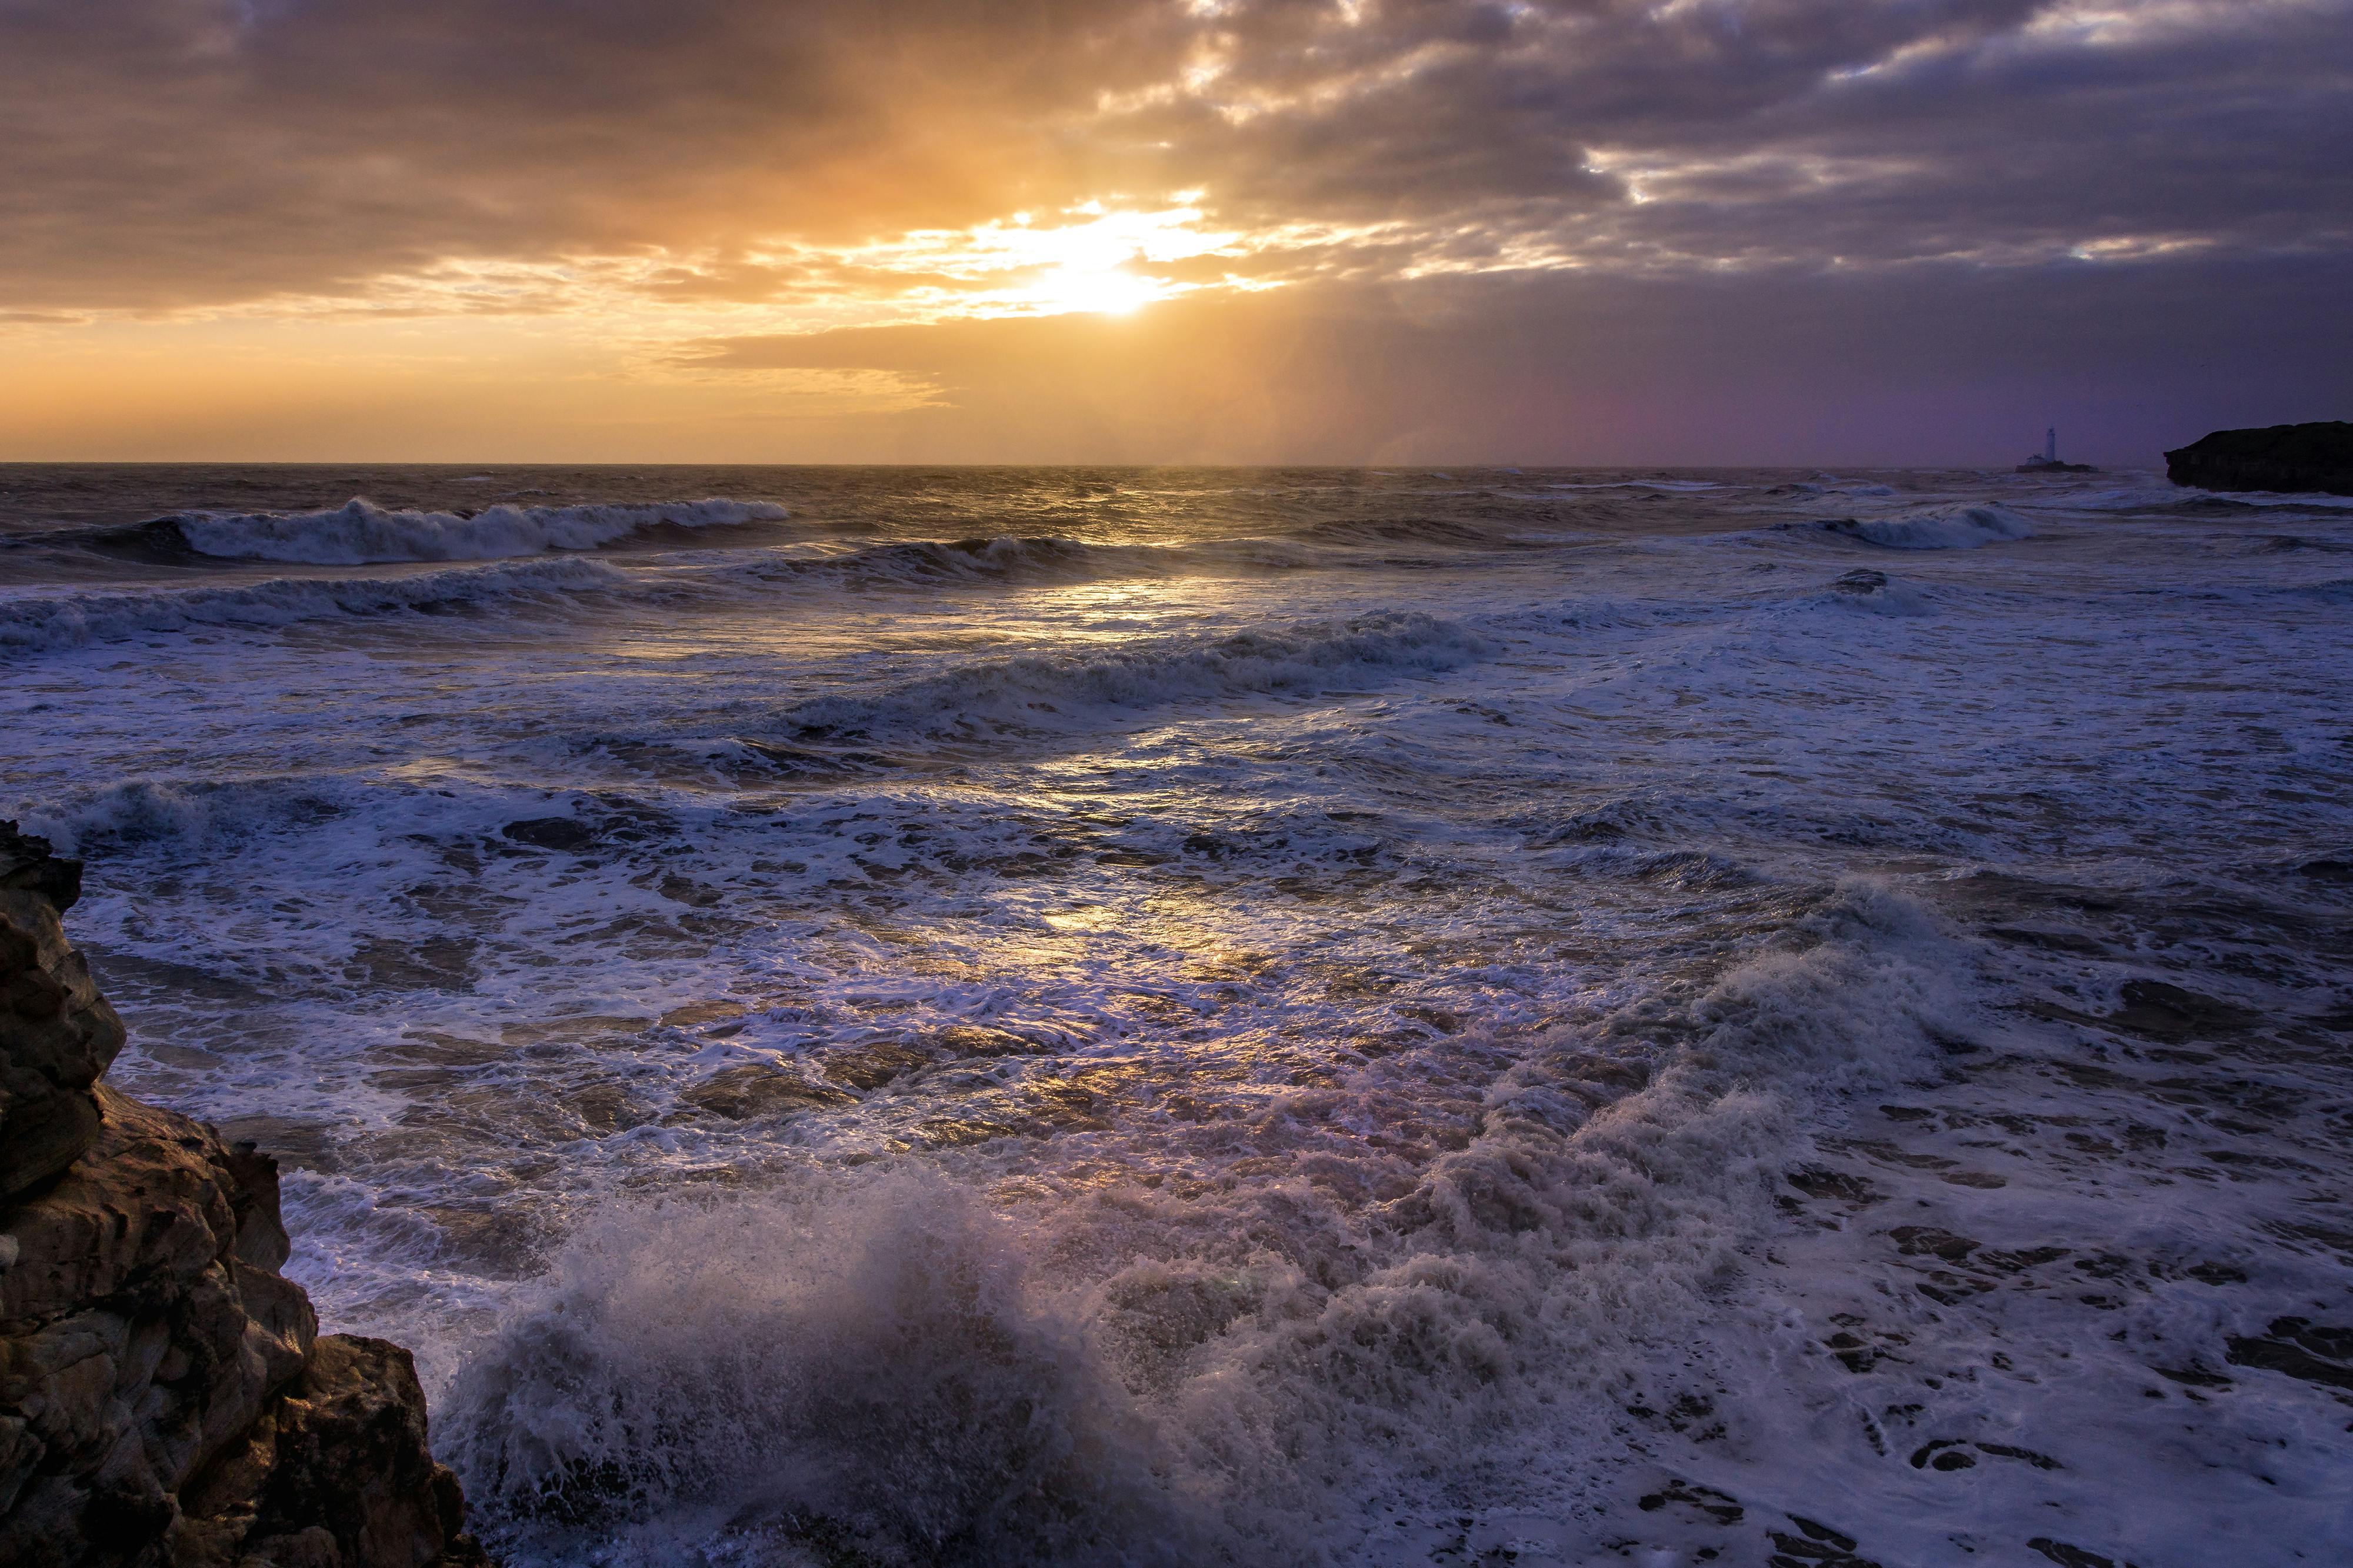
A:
1,822,490,1568
2164,421,2353,495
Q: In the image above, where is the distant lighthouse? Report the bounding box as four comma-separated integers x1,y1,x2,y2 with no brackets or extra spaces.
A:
2018,426,2097,474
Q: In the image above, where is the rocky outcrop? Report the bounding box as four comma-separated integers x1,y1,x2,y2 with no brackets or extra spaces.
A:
0,823,489,1567
1,830,124,1198
2165,421,2353,495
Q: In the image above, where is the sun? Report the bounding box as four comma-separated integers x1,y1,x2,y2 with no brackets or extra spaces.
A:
1028,263,1166,316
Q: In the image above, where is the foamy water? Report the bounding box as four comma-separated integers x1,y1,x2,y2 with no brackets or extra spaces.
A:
4,465,2348,1566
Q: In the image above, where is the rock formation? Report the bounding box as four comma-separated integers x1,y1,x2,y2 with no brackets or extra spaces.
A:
2165,421,2353,495
1,822,489,1567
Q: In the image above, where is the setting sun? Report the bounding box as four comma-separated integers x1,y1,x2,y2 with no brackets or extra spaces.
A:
1026,262,1165,315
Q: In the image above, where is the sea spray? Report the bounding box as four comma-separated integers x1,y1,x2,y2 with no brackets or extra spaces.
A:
441,882,1968,1563
439,1172,1213,1567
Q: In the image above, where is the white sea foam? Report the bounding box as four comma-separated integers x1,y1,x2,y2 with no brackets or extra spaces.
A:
8,466,2349,1568
0,557,622,653
436,882,1962,1564
172,496,786,564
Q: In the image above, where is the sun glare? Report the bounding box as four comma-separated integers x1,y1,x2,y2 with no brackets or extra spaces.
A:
1028,263,1165,315
805,203,1233,321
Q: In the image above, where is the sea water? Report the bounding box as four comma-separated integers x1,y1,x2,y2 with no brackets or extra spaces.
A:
2,465,2348,1566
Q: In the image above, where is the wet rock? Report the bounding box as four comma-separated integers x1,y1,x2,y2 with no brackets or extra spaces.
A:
0,827,486,1567
1977,1245,2071,1275
677,1063,856,1120
2103,980,2251,1043
499,817,596,853
1909,1440,1976,1472
1635,1477,1743,1526
1887,1226,1980,1264
2152,1363,2232,1389
1824,1332,1885,1373
819,1040,938,1091
176,1335,491,1568
2165,421,2353,495
2028,1539,2126,1568
934,1024,1046,1059
0,823,127,1199
2225,1317,2353,1390
1787,1167,1881,1205
1768,1512,1881,1567
1975,1442,2062,1470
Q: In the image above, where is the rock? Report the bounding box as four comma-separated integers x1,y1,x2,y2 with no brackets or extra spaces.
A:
2224,1317,2353,1391
498,819,595,854
676,1062,856,1120
2102,979,2251,1042
1886,1226,1980,1264
1,823,128,1199
2165,421,2353,496
0,826,489,1566
175,1336,492,1568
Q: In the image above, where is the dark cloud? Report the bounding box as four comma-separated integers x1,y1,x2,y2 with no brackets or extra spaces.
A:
2,0,2348,466
4,0,2349,310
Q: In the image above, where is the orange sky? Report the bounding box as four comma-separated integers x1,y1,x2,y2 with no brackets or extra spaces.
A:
2,0,2347,464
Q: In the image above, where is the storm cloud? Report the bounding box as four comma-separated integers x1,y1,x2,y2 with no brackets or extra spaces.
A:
1,0,2347,459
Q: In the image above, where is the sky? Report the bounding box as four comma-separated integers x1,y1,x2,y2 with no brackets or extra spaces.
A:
1,0,2347,465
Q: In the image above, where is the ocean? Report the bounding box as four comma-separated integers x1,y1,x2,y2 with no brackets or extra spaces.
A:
3,464,2348,1566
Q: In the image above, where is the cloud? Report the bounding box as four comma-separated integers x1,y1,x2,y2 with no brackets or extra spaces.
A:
4,0,2348,316
1,0,2347,462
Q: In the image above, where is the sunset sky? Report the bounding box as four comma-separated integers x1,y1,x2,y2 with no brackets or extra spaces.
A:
4,0,2347,465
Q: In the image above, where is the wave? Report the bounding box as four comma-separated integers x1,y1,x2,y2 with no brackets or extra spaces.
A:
128,496,789,565
727,533,1307,592
776,612,1492,742
438,882,1966,1565
1768,480,1898,499
0,557,621,654
1285,516,1519,549
1801,503,2035,551
438,1174,1195,1565
2051,483,2353,515
1539,479,1726,493
2254,534,2353,554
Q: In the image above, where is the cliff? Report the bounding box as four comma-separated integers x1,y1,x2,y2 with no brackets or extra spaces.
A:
1,822,489,1567
2164,421,2353,495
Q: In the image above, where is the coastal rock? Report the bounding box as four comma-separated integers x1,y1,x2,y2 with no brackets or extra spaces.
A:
0,822,489,1567
2164,421,2353,495
1,824,127,1199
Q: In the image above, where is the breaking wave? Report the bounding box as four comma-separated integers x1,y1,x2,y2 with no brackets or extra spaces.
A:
0,557,622,653
439,1176,1199,1567
1809,503,2036,551
440,882,1965,1566
776,612,1494,741
145,496,788,565
725,533,1309,592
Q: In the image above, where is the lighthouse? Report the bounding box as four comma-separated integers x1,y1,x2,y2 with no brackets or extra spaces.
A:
2017,426,2098,474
